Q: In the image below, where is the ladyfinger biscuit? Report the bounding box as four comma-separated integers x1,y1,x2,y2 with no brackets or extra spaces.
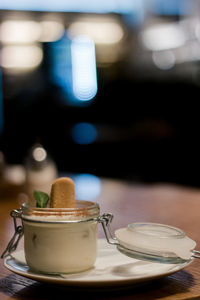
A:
50,177,75,208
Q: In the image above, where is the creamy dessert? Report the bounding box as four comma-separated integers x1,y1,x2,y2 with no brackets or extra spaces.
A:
22,177,100,274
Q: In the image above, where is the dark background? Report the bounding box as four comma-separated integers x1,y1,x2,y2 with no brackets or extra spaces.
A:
1,2,200,187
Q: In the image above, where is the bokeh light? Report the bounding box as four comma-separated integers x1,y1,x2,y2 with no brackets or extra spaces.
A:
71,122,97,144
73,173,102,200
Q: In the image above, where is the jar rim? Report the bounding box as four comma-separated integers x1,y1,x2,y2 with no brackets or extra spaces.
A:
21,200,100,220
127,222,185,239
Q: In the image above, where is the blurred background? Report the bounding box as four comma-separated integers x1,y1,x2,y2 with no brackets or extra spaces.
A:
1,0,200,196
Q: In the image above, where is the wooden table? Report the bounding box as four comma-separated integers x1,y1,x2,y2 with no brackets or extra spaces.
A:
1,178,200,299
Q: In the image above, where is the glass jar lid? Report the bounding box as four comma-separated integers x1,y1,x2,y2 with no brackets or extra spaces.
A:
115,222,196,264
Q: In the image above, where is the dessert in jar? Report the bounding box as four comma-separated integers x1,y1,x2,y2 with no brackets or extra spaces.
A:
22,177,100,274
2,177,199,273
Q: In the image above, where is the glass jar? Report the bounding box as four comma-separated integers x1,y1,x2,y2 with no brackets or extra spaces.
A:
2,208,200,271
21,200,100,274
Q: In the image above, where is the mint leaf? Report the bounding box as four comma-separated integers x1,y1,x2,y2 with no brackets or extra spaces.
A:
34,190,49,208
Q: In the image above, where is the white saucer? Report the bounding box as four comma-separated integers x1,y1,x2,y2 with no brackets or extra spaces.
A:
4,239,192,288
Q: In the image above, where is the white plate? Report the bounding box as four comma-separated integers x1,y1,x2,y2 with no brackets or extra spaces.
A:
4,239,192,289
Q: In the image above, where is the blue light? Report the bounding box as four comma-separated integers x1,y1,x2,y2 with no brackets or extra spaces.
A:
71,36,97,102
71,122,97,145
73,173,102,200
0,0,141,14
148,0,193,16
49,35,97,106
49,36,72,92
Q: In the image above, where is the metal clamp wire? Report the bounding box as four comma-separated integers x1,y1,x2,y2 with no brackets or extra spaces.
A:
192,250,200,259
1,209,23,258
98,213,119,246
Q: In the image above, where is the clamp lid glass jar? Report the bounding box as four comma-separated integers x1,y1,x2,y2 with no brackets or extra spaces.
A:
21,200,100,274
2,206,200,273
